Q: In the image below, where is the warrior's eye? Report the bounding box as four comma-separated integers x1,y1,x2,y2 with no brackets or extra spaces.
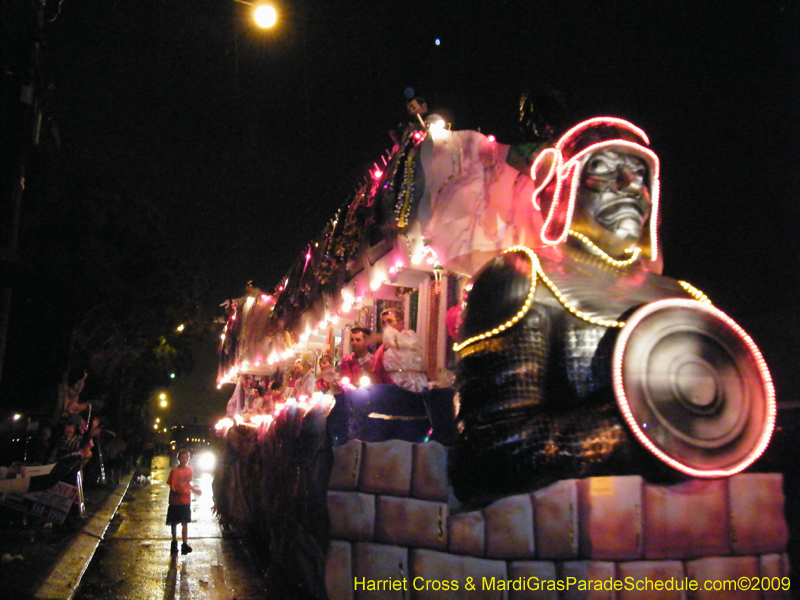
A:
587,157,613,174
630,158,647,179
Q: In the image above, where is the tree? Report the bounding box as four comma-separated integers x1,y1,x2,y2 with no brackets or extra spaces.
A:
3,172,211,442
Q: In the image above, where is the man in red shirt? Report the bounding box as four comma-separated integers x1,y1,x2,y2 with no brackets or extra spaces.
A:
339,327,374,385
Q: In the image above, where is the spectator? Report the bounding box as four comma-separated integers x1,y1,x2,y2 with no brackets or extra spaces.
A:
56,423,92,461
166,449,202,555
106,434,128,484
28,426,53,465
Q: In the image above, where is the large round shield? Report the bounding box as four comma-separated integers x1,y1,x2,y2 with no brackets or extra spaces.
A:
612,298,775,477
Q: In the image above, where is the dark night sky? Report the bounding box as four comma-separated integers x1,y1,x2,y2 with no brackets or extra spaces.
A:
34,0,800,419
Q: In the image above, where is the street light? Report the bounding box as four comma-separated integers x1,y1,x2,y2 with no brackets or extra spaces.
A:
159,392,168,408
232,0,277,29
254,4,277,28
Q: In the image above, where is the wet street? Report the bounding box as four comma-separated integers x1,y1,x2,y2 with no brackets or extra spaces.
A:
74,456,270,600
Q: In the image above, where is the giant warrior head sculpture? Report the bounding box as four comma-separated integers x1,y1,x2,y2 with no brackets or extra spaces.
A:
531,117,661,265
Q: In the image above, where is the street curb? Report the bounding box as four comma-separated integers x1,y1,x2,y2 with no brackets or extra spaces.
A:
34,472,134,600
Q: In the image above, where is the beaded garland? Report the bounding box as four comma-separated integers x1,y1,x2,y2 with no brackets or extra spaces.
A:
394,150,417,228
390,128,425,229
409,290,419,332
568,230,641,267
453,246,539,352
678,280,712,304
359,306,373,334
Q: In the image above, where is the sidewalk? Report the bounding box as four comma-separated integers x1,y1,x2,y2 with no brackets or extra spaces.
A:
0,469,134,600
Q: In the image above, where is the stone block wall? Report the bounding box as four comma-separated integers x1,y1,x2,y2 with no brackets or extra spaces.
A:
326,440,791,600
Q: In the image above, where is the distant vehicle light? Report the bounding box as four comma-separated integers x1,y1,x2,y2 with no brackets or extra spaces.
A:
197,451,216,472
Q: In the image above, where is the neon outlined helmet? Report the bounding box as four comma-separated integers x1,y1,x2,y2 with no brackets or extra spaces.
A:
531,117,661,263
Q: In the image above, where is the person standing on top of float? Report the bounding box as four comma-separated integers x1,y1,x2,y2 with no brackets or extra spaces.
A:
372,308,428,392
405,95,444,131
340,327,375,384
406,96,429,128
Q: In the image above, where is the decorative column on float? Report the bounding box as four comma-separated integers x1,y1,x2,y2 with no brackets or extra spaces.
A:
417,275,451,382
417,278,432,378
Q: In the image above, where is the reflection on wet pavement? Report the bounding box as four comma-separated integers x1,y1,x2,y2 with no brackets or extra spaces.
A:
74,456,269,600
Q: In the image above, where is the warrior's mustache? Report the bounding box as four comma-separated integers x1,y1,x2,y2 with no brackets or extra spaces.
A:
595,196,649,225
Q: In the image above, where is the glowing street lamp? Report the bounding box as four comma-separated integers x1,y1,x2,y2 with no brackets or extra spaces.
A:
232,0,277,29
159,392,168,408
253,4,277,28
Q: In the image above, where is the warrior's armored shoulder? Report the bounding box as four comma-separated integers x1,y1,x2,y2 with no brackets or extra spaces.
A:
457,246,543,352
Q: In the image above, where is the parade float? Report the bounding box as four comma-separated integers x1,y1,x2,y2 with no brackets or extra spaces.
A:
212,114,790,599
